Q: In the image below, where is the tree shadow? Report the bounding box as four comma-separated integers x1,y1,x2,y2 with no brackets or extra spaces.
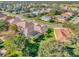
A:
65,46,79,57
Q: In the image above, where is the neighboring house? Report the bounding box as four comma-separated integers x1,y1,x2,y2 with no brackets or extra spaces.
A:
40,8,45,14
32,11,39,16
54,15,66,22
62,12,74,19
45,7,52,12
54,12,74,22
30,8,34,11
54,28,73,42
70,7,79,11
61,6,71,11
71,17,79,24
41,15,51,21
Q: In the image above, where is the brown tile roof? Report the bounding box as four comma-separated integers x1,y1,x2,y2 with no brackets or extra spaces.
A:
54,28,73,42
5,16,13,20
16,21,27,29
16,21,33,29
62,12,73,18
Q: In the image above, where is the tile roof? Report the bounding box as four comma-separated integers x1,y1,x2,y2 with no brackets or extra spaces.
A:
5,16,13,21
54,28,73,42
62,12,73,18
16,21,34,29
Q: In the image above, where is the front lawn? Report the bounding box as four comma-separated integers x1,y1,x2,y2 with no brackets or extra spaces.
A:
3,11,17,17
32,17,59,24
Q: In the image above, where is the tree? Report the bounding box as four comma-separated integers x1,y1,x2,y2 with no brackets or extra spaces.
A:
34,34,45,42
8,24,17,31
73,43,79,56
28,43,39,57
48,10,56,16
0,20,8,32
22,38,39,57
3,34,27,57
47,28,53,34
61,35,79,57
55,9,66,15
38,39,70,57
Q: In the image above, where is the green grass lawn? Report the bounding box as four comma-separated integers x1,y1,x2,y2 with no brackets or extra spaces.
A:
32,17,59,25
3,11,17,17
45,31,55,40
61,4,79,7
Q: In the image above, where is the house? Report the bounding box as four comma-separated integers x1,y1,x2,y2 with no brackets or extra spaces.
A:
23,22,34,37
54,15,66,22
16,21,34,37
60,6,71,11
71,17,79,24
45,7,52,12
30,8,34,11
16,21,28,31
40,8,45,13
62,12,74,19
41,15,51,21
7,16,21,24
4,16,13,22
32,11,40,16
32,21,47,33
54,28,73,42
70,7,79,11
0,12,47,37
16,20,47,37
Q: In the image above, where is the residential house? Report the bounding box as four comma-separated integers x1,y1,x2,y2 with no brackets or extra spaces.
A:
32,21,47,33
30,8,36,12
7,16,21,24
4,16,13,22
41,15,51,21
24,22,34,37
0,12,47,37
32,10,40,16
62,12,74,19
54,28,73,42
54,15,66,22
60,6,71,11
45,7,52,12
71,17,79,24
16,21,34,37
16,21,27,31
70,7,79,11
40,8,45,14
